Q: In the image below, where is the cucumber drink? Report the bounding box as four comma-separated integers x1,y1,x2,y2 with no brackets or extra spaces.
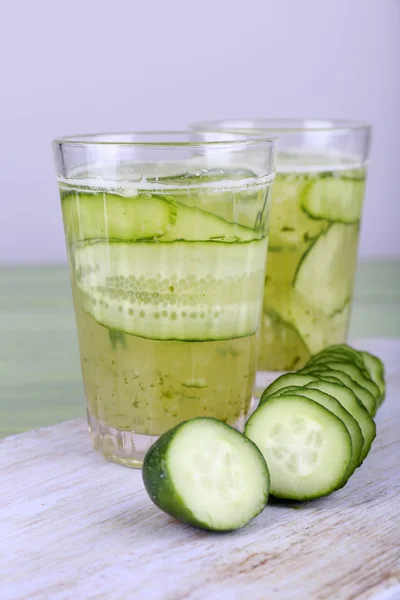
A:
53,132,276,467
260,158,366,371
192,121,371,374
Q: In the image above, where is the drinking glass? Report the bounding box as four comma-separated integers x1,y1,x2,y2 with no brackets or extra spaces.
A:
53,131,276,466
192,119,371,386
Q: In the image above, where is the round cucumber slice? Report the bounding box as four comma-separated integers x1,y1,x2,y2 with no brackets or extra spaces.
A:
306,380,376,464
142,417,269,531
75,239,267,341
310,362,380,409
308,353,362,369
274,387,362,481
260,373,321,402
308,345,366,371
301,174,365,224
299,366,376,417
268,173,328,250
245,395,352,500
359,350,386,405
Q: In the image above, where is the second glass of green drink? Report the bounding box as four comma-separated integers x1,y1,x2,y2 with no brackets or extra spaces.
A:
53,132,276,467
192,119,371,381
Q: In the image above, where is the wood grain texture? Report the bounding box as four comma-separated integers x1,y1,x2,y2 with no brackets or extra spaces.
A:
0,339,399,600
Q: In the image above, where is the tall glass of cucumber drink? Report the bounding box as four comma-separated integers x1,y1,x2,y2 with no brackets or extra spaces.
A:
192,120,371,382
53,132,276,467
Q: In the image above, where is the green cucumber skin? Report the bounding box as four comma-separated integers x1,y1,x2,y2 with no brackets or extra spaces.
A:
315,362,380,403
308,349,366,371
142,417,269,532
306,380,376,465
142,421,201,528
299,365,377,417
360,351,386,405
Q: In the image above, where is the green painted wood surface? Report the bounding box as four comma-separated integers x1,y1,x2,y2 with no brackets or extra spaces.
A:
1,262,399,437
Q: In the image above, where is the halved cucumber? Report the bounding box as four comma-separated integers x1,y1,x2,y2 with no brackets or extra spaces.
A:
293,223,359,317
62,192,176,242
268,386,362,480
244,395,352,500
299,366,376,417
301,174,365,224
359,351,386,405
307,361,380,410
306,380,376,464
75,239,267,341
142,417,269,531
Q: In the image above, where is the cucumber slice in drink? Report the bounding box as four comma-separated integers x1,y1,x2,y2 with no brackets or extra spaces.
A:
359,351,386,405
306,380,376,464
301,175,365,224
269,386,362,480
258,310,311,371
278,290,351,356
75,239,266,341
299,366,376,417
159,200,258,242
142,417,269,531
62,192,259,243
62,193,176,242
293,223,359,317
268,174,328,250
245,395,352,500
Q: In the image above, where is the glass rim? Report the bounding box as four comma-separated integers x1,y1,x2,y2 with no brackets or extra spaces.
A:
52,130,278,148
191,118,372,134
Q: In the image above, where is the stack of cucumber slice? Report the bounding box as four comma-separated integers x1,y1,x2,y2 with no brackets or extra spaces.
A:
142,344,385,531
246,344,384,501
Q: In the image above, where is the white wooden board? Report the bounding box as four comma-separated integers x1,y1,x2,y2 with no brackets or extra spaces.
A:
1,339,399,600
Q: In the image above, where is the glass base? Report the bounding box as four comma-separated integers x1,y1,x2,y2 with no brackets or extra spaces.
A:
87,409,250,468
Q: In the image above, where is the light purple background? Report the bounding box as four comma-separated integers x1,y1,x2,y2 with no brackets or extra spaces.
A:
1,0,399,263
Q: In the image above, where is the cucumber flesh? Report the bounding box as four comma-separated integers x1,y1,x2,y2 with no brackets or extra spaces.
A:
359,351,386,405
275,387,362,481
75,239,267,341
62,192,259,243
142,417,269,531
62,192,176,242
299,366,376,417
306,380,376,464
268,173,328,250
245,395,352,500
293,223,359,317
301,175,365,224
159,199,258,242
281,290,351,355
